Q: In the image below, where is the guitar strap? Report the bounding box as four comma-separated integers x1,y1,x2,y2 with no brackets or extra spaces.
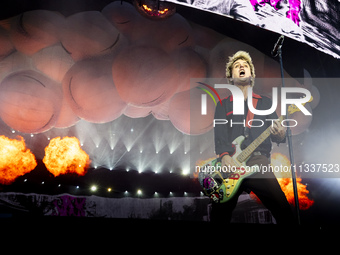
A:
244,96,259,136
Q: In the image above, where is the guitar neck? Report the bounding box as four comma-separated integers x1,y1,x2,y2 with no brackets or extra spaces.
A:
236,116,284,163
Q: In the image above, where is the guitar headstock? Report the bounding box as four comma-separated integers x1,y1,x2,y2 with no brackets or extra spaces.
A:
287,96,313,115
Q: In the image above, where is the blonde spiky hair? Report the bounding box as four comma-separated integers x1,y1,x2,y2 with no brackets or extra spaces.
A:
226,51,256,86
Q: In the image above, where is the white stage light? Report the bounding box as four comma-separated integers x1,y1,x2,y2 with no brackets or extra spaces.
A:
182,169,189,175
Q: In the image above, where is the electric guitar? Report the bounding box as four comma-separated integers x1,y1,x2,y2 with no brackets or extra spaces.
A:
198,97,313,203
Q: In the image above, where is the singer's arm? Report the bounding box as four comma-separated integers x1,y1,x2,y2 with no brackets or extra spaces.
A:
160,0,259,24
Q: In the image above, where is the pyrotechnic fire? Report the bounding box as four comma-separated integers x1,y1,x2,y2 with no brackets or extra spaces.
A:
43,136,90,177
271,153,314,210
0,135,37,185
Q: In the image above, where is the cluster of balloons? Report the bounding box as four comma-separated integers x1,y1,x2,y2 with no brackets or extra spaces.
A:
0,1,318,135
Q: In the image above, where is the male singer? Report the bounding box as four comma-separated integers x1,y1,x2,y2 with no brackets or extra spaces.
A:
212,51,294,224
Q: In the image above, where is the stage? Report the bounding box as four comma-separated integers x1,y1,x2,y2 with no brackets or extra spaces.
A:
0,0,339,230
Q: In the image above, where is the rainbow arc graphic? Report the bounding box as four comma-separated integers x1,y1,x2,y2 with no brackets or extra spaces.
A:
196,82,223,106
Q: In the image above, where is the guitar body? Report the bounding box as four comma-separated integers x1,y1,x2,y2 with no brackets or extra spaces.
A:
198,135,259,203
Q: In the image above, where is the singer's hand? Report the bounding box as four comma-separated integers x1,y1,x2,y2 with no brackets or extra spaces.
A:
270,119,286,142
221,155,236,172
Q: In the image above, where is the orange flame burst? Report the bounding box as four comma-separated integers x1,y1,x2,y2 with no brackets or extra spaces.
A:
43,136,90,177
271,153,314,210
0,135,37,185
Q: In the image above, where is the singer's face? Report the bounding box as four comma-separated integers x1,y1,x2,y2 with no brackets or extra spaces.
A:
231,59,251,80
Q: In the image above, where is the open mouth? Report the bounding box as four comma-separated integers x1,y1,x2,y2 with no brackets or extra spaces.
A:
239,70,245,77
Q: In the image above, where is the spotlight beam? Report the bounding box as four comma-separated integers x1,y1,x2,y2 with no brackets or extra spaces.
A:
110,117,156,170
